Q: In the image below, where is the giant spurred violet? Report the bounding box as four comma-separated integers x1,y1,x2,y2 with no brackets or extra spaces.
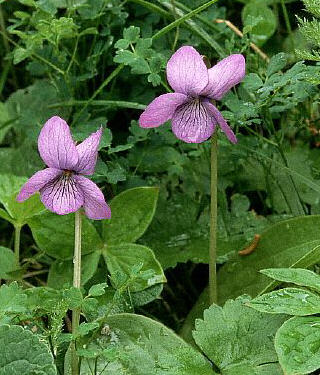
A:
17,116,111,220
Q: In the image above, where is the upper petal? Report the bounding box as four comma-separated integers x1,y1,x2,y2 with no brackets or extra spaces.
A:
171,99,216,143
74,175,111,220
40,173,84,215
206,102,237,144
38,116,79,170
166,46,209,96
17,168,62,202
74,127,102,175
139,93,188,128
202,54,245,100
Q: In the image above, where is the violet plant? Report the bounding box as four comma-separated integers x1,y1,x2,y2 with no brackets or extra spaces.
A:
17,116,111,374
139,46,245,303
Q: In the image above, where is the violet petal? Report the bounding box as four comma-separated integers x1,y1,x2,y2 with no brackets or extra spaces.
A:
75,175,111,220
74,127,102,175
202,54,245,100
206,102,237,143
40,173,84,215
166,46,209,96
38,116,79,170
139,93,188,128
171,99,216,143
17,168,62,202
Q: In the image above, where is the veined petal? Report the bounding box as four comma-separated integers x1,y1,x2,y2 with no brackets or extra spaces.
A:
202,54,245,100
171,99,216,143
74,127,102,175
17,168,62,202
166,46,209,96
75,176,111,220
206,102,237,144
40,173,84,215
38,116,79,170
139,93,188,128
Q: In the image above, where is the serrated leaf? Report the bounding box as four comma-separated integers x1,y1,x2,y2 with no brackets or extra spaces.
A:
192,296,286,373
88,283,108,297
275,316,320,375
0,325,57,374
102,187,159,245
0,283,27,319
103,243,165,292
266,53,288,76
80,313,214,375
249,287,320,315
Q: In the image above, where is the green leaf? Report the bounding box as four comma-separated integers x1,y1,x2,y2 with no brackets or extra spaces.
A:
0,247,18,279
102,187,159,245
275,316,320,375
88,283,108,297
0,325,57,374
261,268,320,292
76,322,99,337
0,175,45,225
123,26,140,43
218,215,320,304
47,251,101,289
103,243,165,292
80,314,214,375
28,212,103,259
249,288,320,315
266,53,288,76
0,283,27,319
242,1,277,46
192,296,286,374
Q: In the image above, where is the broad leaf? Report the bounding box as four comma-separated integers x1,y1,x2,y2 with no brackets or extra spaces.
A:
0,283,27,320
80,313,215,375
261,268,320,292
275,316,320,375
218,216,320,304
47,251,101,289
249,288,320,315
0,247,18,279
193,296,286,374
103,243,165,292
102,187,159,245
28,212,103,259
0,325,57,374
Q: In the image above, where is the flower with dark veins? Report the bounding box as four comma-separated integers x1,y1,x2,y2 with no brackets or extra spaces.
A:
17,116,111,220
139,46,245,143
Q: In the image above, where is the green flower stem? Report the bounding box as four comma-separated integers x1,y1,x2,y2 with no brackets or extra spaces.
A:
14,224,21,263
71,211,82,375
209,132,218,305
280,0,294,52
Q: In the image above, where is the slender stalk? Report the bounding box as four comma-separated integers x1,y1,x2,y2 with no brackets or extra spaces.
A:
14,225,21,263
209,133,218,305
71,211,82,375
280,0,295,53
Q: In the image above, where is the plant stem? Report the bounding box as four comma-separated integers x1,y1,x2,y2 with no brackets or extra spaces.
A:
209,132,218,305
280,0,295,53
71,211,82,375
14,225,21,263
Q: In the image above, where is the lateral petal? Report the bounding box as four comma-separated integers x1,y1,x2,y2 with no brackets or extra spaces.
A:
139,93,188,128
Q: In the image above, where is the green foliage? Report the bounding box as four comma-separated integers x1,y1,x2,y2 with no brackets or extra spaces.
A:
193,296,286,374
0,325,57,375
81,313,214,374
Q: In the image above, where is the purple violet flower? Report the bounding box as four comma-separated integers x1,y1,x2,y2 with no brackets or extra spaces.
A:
139,46,245,143
17,116,111,220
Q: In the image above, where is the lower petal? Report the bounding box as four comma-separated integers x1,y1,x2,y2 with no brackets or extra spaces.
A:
171,99,215,143
17,168,62,202
206,102,237,144
40,174,84,215
74,176,111,220
139,93,188,128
